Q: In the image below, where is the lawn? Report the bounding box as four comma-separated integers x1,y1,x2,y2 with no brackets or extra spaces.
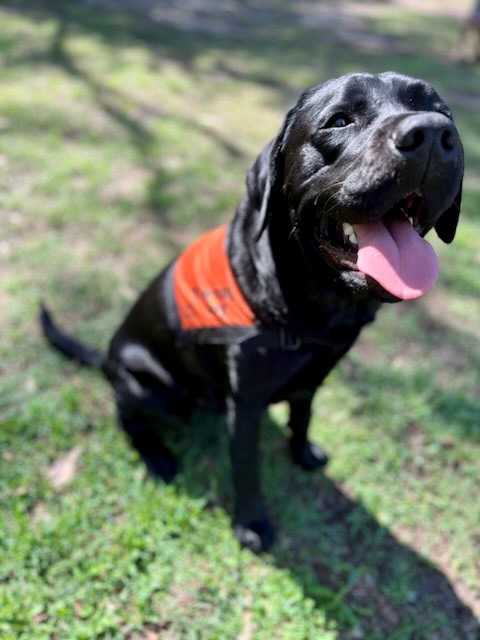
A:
0,1,479,638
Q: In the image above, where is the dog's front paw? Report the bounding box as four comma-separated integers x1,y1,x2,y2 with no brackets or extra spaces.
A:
141,450,178,483
290,439,329,471
234,517,274,553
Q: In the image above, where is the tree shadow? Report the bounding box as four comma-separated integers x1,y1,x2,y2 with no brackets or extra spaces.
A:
160,281,479,637
2,0,252,232
4,0,476,233
4,1,479,635
171,408,479,639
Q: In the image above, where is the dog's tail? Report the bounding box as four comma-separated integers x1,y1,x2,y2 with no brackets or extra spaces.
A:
39,303,105,369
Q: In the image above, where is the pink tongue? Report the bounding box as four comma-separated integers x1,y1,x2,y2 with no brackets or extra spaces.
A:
355,216,439,300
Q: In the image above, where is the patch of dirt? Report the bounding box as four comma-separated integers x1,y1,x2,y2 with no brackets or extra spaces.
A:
100,167,151,206
80,0,471,45
391,0,468,19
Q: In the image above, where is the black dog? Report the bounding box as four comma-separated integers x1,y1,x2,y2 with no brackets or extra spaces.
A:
41,72,463,552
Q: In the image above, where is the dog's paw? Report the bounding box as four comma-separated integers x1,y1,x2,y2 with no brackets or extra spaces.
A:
290,440,329,471
142,450,178,483
234,517,275,553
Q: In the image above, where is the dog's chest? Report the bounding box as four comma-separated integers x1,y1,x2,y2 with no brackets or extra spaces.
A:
289,291,378,352
227,341,317,402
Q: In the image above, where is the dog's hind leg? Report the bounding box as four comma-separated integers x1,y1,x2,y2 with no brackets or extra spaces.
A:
105,362,179,483
287,389,329,471
117,403,178,483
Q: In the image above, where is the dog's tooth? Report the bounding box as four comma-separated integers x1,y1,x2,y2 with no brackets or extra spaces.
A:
342,223,354,236
408,216,414,226
349,232,358,246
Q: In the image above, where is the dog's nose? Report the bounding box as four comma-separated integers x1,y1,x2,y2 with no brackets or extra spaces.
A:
393,113,459,164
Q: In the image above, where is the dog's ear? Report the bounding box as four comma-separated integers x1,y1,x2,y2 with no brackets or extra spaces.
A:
246,109,296,241
434,186,462,244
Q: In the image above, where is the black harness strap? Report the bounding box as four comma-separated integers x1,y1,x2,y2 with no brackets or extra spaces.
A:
162,254,347,354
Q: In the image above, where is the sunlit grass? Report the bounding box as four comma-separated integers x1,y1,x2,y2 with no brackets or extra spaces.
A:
0,2,479,638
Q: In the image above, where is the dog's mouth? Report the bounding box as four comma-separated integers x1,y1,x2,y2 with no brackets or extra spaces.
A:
314,192,439,300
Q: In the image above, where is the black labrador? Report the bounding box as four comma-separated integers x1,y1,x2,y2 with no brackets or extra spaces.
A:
41,72,463,552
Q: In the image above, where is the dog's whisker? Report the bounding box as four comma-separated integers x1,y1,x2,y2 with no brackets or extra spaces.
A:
315,181,346,216
288,224,298,241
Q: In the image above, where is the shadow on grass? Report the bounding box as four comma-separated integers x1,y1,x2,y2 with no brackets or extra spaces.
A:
172,408,479,639
3,0,479,636
2,0,254,232
5,0,469,92
162,289,479,637
3,0,478,230
4,0,473,95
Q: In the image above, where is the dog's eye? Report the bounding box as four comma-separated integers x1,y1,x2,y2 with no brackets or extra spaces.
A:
326,114,351,128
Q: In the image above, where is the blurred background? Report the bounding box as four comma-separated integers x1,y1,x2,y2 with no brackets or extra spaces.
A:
0,1,479,639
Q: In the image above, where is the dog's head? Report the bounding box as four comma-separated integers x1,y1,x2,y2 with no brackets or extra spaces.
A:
251,72,464,302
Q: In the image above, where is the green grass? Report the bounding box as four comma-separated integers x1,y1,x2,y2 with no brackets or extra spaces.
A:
1,1,479,638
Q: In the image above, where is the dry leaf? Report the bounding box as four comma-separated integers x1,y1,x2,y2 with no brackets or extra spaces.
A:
46,445,83,490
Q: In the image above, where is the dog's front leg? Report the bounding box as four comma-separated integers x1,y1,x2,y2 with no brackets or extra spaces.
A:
288,389,329,471
226,396,274,553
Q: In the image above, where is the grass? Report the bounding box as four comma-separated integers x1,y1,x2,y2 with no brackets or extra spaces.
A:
0,1,479,638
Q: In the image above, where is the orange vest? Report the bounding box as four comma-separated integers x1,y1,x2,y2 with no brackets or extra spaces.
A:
173,225,256,331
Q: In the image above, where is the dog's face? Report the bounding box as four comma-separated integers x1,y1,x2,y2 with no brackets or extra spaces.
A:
261,72,464,302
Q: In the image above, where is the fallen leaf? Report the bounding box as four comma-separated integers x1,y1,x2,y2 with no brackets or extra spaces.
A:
31,501,51,524
46,445,83,490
